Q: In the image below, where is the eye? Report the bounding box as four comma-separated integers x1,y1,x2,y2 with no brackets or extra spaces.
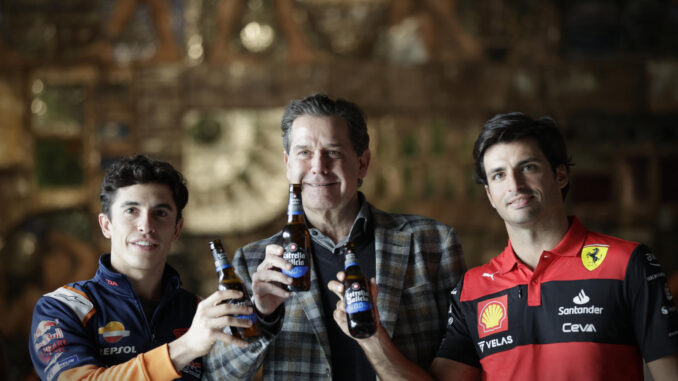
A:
490,172,505,181
327,150,342,158
523,163,537,172
124,207,138,215
153,209,169,218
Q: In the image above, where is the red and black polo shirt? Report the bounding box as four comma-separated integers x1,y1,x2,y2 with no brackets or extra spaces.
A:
437,216,678,381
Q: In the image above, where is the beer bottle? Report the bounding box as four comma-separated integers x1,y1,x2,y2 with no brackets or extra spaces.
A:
342,242,376,338
281,184,311,292
208,239,261,342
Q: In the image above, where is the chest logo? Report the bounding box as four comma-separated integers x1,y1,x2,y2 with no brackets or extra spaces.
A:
581,245,609,271
477,295,508,338
98,321,130,343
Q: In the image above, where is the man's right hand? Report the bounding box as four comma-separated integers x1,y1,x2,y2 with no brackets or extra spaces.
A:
251,244,293,316
168,289,253,371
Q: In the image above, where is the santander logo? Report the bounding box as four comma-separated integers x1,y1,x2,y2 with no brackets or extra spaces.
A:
573,289,590,305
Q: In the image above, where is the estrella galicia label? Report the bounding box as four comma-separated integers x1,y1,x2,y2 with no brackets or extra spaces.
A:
283,265,308,278
283,242,308,278
345,282,372,313
236,312,258,324
346,301,372,314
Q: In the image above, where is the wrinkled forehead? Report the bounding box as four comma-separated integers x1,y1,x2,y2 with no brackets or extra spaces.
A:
289,115,351,146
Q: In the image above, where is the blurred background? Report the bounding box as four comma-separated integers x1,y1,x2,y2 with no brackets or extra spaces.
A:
2,0,678,379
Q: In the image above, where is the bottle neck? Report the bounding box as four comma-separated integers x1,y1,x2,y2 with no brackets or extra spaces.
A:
287,189,305,223
211,249,232,272
344,252,359,270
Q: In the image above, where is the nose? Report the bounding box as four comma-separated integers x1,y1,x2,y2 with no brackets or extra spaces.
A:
137,212,155,234
507,170,527,192
311,151,329,175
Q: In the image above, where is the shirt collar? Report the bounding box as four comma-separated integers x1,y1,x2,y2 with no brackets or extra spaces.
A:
308,192,371,252
497,216,587,274
96,253,182,298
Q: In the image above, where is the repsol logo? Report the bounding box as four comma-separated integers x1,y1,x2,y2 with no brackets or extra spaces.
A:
562,323,597,333
477,335,513,353
100,346,137,356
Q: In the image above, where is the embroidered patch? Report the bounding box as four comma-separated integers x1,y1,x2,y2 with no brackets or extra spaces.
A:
477,295,508,338
581,245,609,271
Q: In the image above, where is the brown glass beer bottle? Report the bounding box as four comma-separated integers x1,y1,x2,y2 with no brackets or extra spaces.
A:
281,184,311,292
209,239,261,342
342,242,377,338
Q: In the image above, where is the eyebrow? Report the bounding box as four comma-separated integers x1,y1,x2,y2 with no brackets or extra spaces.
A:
487,157,542,176
517,157,541,166
293,143,344,150
119,201,174,211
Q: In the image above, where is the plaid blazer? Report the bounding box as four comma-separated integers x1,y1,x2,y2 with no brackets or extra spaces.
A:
203,204,465,380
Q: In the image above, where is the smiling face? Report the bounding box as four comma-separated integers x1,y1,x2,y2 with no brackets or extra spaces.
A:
483,138,568,228
284,115,370,217
98,183,183,277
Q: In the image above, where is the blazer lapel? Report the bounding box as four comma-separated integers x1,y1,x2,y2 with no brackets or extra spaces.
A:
372,208,411,336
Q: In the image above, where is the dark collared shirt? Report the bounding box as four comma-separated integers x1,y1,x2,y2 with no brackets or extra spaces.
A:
310,193,377,380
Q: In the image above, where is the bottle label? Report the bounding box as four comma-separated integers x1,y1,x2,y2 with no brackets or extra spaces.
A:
287,194,303,216
237,312,258,323
345,282,372,314
282,242,308,278
215,263,231,272
344,252,358,269
213,251,231,272
232,299,258,323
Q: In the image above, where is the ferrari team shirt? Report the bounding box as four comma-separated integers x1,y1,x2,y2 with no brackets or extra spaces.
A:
437,216,678,381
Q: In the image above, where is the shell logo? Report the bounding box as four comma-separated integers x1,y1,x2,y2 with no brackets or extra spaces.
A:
98,321,130,343
477,295,509,338
481,303,505,328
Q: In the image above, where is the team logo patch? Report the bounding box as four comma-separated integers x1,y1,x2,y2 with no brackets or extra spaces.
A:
98,321,130,343
581,245,609,271
477,295,508,338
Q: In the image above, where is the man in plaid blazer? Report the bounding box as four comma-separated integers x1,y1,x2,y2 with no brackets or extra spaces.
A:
203,94,465,380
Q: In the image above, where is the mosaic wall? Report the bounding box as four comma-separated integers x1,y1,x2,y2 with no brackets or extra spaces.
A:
2,1,678,379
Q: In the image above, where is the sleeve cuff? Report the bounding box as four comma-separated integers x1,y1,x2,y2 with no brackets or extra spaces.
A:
256,304,284,336
141,344,182,380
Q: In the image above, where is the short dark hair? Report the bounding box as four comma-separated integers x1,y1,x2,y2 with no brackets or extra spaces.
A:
472,112,574,198
281,93,370,156
100,155,188,222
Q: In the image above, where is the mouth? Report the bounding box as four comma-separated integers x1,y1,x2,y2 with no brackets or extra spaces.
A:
507,194,534,208
130,240,159,249
303,181,339,188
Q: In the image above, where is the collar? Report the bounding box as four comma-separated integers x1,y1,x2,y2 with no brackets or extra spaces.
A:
497,216,587,274
308,192,372,252
94,254,182,300
350,192,371,238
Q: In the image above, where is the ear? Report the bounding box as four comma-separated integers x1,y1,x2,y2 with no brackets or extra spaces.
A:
358,149,371,179
98,213,112,239
485,185,496,209
555,164,569,190
172,218,184,241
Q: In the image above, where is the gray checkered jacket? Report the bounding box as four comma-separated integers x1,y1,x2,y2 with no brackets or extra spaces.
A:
203,204,465,380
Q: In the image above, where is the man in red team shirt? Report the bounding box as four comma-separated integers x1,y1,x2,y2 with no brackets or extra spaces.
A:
338,113,678,380
430,112,678,380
